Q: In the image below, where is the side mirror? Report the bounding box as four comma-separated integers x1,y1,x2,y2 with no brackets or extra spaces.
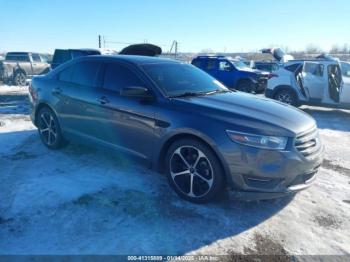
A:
120,86,152,98
224,66,233,72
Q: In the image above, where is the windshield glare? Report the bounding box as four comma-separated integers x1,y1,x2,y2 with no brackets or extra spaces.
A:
142,63,228,97
231,60,249,69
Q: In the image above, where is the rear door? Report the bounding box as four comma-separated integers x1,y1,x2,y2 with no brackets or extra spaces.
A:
302,62,326,100
54,61,103,138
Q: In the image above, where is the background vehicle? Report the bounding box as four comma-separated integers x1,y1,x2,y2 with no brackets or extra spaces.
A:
266,59,350,108
29,55,323,203
51,49,102,69
191,56,269,93
251,61,279,72
0,52,51,85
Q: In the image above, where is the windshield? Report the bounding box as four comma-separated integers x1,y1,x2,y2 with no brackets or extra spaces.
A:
142,63,228,97
230,60,249,70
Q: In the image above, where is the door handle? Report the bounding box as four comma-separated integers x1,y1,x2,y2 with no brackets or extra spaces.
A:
97,96,109,105
52,87,62,95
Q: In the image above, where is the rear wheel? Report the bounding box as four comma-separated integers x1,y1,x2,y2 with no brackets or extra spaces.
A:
14,71,27,86
165,139,225,203
37,107,66,149
274,89,298,107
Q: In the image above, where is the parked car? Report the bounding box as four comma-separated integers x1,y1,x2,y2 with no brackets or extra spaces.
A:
51,44,161,70
191,56,269,93
29,55,323,203
0,52,51,86
265,59,350,108
51,49,102,69
251,61,279,72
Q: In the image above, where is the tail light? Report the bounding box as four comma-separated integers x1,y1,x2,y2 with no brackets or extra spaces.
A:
29,83,38,101
268,73,278,79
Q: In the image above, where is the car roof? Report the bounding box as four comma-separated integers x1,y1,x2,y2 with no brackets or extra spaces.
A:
75,55,180,65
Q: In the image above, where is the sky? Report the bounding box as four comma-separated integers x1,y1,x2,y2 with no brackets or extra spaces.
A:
0,0,349,54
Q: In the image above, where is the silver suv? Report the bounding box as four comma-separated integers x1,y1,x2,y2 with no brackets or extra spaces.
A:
265,59,350,108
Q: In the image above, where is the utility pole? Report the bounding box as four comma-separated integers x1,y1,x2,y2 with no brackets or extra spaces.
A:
98,35,101,48
174,41,178,59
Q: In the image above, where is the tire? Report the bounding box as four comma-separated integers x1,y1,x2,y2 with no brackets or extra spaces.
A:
165,138,225,203
274,88,298,107
237,79,253,93
37,107,66,149
14,71,27,86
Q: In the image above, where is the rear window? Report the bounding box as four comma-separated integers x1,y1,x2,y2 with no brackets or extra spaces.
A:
58,66,74,82
5,53,30,62
192,59,202,68
71,61,101,87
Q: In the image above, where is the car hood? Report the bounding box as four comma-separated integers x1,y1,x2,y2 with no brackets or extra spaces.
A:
239,67,269,76
172,92,316,136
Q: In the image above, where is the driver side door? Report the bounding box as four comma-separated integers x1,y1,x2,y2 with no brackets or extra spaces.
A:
216,60,235,88
301,62,326,101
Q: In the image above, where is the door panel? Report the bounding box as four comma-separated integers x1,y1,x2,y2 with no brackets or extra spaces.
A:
302,62,326,100
340,76,350,103
95,89,156,161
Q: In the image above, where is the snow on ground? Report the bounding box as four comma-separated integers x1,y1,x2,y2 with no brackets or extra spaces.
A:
0,85,349,256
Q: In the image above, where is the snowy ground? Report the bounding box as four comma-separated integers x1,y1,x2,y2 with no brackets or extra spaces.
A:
0,85,349,257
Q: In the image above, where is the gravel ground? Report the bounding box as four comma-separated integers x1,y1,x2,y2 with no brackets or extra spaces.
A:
0,85,349,258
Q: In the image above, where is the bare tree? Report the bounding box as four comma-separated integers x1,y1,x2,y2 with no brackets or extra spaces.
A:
305,44,322,54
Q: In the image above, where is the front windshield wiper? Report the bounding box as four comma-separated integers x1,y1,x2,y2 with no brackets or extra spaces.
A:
204,89,233,95
169,89,233,98
169,92,204,98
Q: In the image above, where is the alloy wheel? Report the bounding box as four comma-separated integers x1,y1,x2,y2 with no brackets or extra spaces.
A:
39,112,58,146
277,92,292,104
170,146,214,198
15,73,26,86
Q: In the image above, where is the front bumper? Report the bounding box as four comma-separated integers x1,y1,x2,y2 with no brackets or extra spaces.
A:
253,78,268,93
219,135,324,200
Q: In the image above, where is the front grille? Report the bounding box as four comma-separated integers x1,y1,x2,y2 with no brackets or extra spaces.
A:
295,128,321,158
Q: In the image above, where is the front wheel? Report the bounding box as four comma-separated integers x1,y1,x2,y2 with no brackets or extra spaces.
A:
37,107,66,149
274,89,298,107
237,80,254,93
165,139,225,203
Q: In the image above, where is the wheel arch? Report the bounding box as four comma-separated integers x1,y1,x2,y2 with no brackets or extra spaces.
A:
156,132,233,188
34,102,58,126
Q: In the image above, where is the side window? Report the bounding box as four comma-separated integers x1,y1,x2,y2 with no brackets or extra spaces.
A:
304,63,324,77
192,60,202,68
204,60,216,70
102,63,144,93
218,61,232,71
58,66,74,82
32,53,41,62
285,63,302,72
71,62,101,87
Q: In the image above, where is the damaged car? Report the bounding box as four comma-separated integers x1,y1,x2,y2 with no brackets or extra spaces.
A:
0,52,51,86
265,59,350,109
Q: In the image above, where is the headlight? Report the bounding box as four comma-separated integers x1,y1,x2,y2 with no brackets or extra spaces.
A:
226,130,288,150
